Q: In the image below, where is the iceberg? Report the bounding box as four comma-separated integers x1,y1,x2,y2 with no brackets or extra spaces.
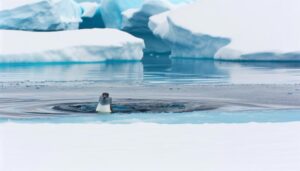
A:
121,0,175,53
100,0,144,28
149,9,230,58
75,0,101,2
100,0,193,29
79,2,105,29
80,2,100,18
0,0,82,31
0,29,145,63
122,0,174,33
149,0,300,61
121,0,193,53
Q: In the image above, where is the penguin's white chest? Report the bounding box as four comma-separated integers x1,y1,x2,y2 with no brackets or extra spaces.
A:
96,103,112,113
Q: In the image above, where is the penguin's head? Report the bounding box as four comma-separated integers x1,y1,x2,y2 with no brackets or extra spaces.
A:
102,92,109,98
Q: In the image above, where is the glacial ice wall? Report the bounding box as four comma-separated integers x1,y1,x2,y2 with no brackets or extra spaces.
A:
0,0,82,31
0,29,145,63
149,0,300,60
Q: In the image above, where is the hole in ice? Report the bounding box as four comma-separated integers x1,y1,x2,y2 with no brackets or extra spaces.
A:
52,99,220,114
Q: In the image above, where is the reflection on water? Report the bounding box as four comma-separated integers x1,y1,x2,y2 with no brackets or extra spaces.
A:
0,62,144,83
1,54,300,84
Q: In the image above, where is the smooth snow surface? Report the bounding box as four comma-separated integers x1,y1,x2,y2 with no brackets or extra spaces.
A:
0,29,145,63
1,122,300,171
150,0,300,60
0,0,82,31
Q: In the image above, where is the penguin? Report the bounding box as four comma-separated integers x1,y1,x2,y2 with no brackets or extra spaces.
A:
96,92,112,113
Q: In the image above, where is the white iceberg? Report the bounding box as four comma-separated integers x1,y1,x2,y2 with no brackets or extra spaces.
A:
0,0,82,31
75,0,100,2
121,0,193,53
150,0,300,61
100,0,144,28
0,29,145,63
79,2,105,29
121,0,175,33
121,0,175,53
80,2,100,18
100,0,193,29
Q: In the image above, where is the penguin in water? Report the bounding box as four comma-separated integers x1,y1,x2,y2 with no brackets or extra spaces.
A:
96,92,112,113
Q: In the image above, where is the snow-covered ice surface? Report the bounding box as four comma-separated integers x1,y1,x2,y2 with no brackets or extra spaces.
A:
0,0,82,31
1,122,300,171
150,0,300,60
0,29,145,63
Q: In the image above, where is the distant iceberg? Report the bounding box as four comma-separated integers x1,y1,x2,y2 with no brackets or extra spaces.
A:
100,0,193,29
149,0,300,61
79,2,105,29
149,11,230,57
121,0,176,53
121,0,193,53
0,0,82,31
100,0,144,29
80,2,100,18
0,29,145,63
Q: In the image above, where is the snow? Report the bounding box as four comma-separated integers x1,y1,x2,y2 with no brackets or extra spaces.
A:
150,0,300,60
0,29,145,63
1,122,300,171
0,0,82,31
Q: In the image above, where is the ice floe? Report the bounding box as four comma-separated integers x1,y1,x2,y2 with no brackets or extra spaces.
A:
0,29,145,63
